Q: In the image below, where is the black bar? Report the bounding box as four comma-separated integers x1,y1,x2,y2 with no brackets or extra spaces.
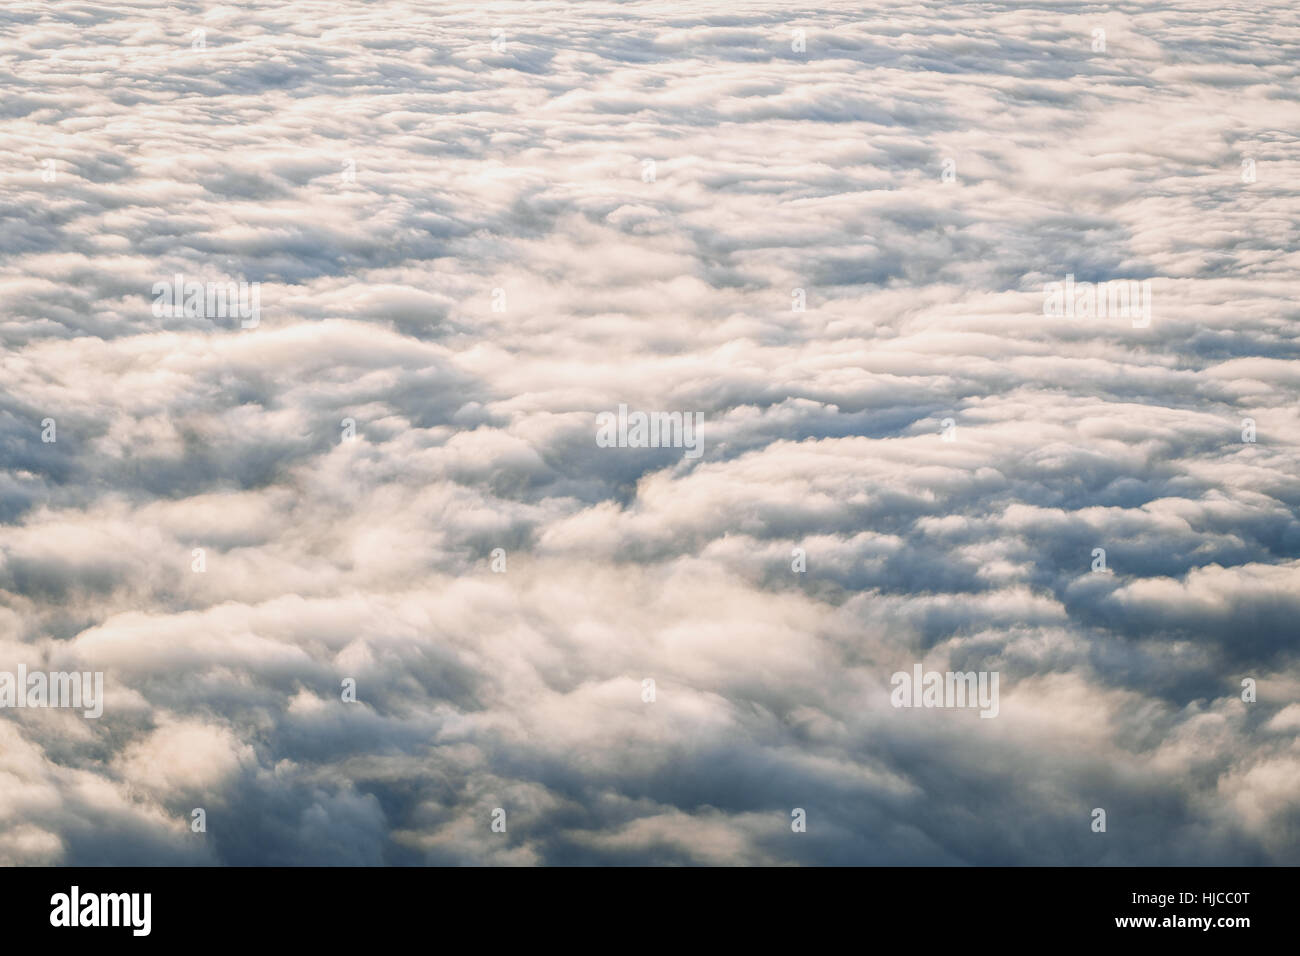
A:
1,866,1287,943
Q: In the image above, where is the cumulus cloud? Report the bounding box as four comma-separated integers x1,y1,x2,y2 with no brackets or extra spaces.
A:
0,0,1297,864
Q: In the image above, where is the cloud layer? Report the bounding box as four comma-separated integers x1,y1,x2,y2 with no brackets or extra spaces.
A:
1,0,1298,865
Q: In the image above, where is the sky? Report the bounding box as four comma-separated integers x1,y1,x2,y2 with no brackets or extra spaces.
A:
0,0,1297,865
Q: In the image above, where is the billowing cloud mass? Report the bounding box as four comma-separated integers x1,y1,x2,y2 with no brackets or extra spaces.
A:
1,0,1298,865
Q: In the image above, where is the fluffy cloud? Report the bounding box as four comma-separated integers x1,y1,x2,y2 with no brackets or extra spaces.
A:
0,0,1297,864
